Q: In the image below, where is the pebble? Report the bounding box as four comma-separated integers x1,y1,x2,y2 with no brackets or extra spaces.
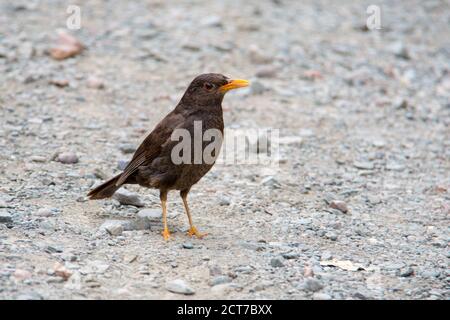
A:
57,152,79,164
270,257,284,268
395,98,409,109
353,161,374,170
211,283,236,295
282,252,300,260
87,76,105,89
113,189,144,207
49,78,69,88
302,278,324,292
45,245,64,253
325,232,338,241
250,80,267,95
16,292,43,300
137,208,161,221
119,143,136,154
200,15,223,28
278,136,303,145
80,261,110,275
255,66,277,78
117,160,129,170
382,262,405,271
31,156,47,163
389,42,410,60
420,269,440,279
100,220,125,236
235,266,253,274
182,242,194,249
165,279,195,295
218,196,231,206
399,267,414,277
261,176,281,188
128,217,151,231
36,208,55,217
210,275,232,286
313,293,332,300
386,162,405,171
329,200,348,213
13,269,32,281
0,211,12,223
303,265,315,278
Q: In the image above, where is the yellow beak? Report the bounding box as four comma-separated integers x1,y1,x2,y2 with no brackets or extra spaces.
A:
219,79,250,93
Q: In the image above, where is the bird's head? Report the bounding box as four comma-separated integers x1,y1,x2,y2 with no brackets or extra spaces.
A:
181,73,249,107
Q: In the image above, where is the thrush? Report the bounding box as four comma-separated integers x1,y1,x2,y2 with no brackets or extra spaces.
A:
88,73,249,240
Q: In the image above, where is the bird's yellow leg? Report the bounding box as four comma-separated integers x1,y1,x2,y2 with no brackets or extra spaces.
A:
181,190,207,239
160,191,170,240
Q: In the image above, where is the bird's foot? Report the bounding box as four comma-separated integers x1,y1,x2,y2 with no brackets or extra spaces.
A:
162,228,171,241
187,226,207,239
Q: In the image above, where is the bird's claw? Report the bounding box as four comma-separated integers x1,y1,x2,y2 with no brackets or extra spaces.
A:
187,226,207,239
162,228,171,241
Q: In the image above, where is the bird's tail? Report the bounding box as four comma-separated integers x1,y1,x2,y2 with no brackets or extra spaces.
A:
87,174,122,200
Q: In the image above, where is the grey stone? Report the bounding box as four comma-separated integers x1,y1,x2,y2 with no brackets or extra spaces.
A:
282,252,300,260
420,269,440,279
261,176,281,188
0,211,12,223
270,257,284,268
321,251,333,260
329,200,348,213
137,208,161,221
386,162,405,171
218,196,231,206
200,15,223,28
313,293,332,300
353,161,374,170
16,292,43,300
119,143,135,154
235,266,253,274
117,160,129,170
80,260,110,275
210,275,232,286
36,208,55,217
57,152,79,164
182,242,194,249
389,42,410,60
325,232,338,241
255,66,277,78
382,262,405,271
45,245,64,253
395,99,409,109
250,80,267,95
100,220,125,236
302,278,324,292
298,218,312,225
399,267,414,277
165,279,195,295
113,189,144,207
31,155,46,163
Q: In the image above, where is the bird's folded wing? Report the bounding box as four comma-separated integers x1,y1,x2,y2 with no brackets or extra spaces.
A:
116,110,186,186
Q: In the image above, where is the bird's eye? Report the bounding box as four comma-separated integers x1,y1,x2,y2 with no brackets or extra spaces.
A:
203,83,214,91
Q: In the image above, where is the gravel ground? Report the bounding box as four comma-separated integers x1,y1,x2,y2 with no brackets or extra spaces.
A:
0,0,449,300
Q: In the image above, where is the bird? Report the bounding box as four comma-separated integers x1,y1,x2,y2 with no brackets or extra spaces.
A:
88,73,249,240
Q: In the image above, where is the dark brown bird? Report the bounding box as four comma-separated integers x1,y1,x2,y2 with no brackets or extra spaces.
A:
88,73,249,240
